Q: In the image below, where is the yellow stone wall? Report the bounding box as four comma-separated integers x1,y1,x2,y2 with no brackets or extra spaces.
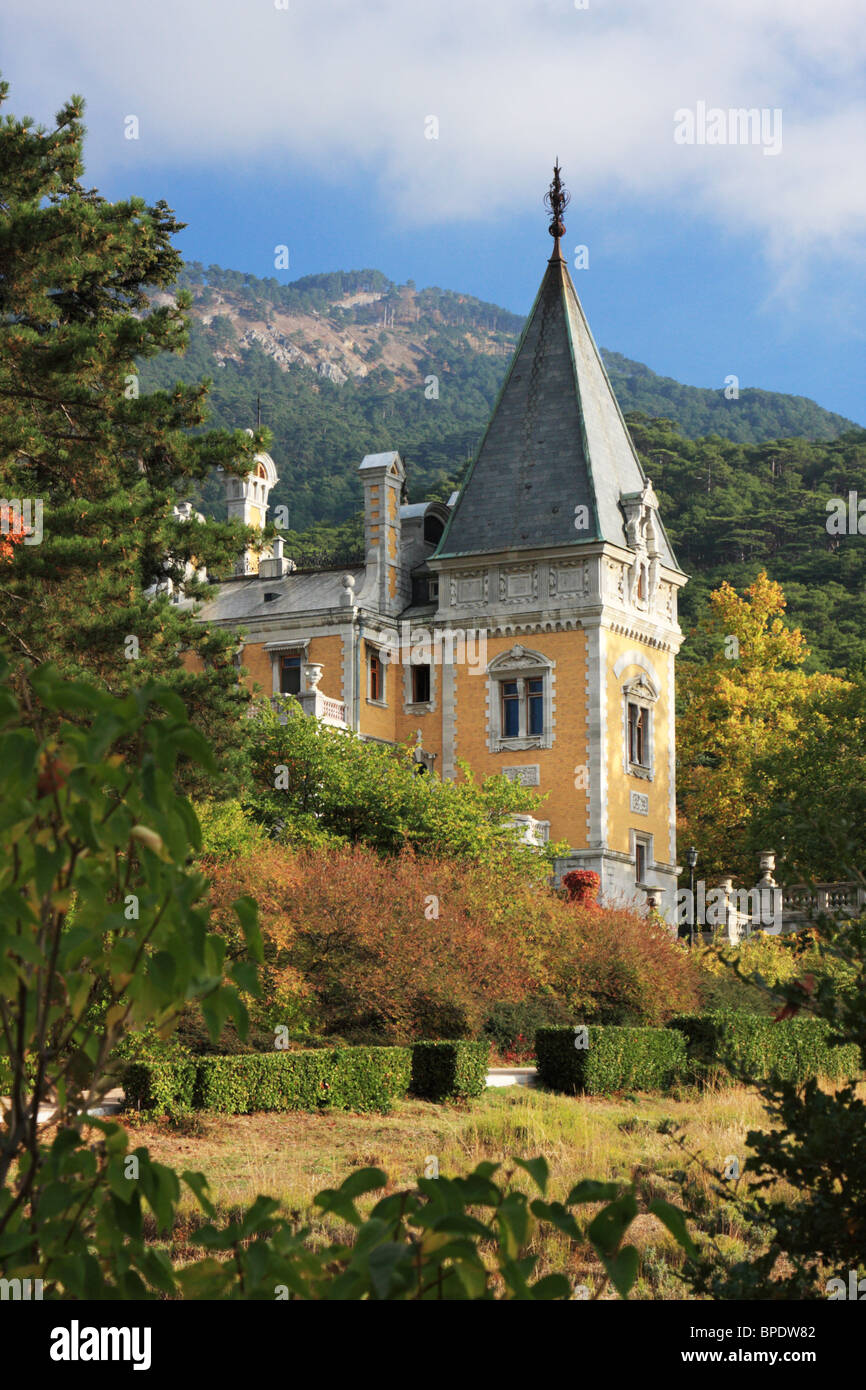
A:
360,637,397,742
451,629,589,850
309,634,344,700
603,630,672,860
394,661,444,763
240,640,272,695
201,615,675,871
240,634,345,702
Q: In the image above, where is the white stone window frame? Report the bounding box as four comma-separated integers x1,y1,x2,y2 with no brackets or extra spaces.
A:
614,658,660,783
486,645,555,753
266,639,310,696
631,829,654,887
403,650,437,714
366,640,388,707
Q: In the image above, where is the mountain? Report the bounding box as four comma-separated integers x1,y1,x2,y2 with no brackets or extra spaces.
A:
140,263,859,530
139,264,866,673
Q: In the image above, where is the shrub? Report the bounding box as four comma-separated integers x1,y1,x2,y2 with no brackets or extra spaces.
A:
193,798,266,860
484,997,572,1062
667,1010,861,1084
410,1041,490,1100
122,1059,198,1116
677,912,866,1300
562,869,600,908
124,1046,412,1115
242,697,567,876
535,1025,687,1095
203,843,701,1042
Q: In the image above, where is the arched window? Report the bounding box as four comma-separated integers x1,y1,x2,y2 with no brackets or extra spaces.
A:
486,645,554,752
621,673,659,779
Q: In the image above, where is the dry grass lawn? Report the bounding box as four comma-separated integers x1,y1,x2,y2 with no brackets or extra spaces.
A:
126,1081,800,1298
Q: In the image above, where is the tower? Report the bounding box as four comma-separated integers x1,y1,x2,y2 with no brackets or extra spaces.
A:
429,163,688,914
224,429,279,574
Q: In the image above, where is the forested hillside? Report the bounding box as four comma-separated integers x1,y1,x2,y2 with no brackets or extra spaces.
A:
139,263,866,673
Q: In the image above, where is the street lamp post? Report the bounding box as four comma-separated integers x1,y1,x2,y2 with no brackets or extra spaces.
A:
686,846,698,947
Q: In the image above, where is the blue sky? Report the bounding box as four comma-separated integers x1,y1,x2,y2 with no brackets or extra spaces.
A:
4,0,865,422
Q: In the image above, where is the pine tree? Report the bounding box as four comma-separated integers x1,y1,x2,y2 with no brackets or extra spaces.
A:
0,81,265,790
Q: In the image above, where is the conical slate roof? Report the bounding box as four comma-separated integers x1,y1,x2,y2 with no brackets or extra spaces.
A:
435,247,681,571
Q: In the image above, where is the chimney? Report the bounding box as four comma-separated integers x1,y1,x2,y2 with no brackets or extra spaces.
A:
358,451,406,616
258,534,296,580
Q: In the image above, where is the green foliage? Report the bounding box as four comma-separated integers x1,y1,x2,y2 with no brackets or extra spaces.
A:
123,1060,198,1118
0,82,261,796
0,658,263,1295
193,797,266,860
629,416,866,676
410,1041,490,1101
0,658,700,1299
668,1010,860,1084
194,1046,411,1115
483,997,573,1060
180,1157,694,1300
535,1026,687,1096
242,696,567,875
747,673,866,881
676,571,843,880
124,1041,492,1112
677,913,866,1299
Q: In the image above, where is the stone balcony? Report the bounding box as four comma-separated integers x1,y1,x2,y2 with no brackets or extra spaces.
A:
295,688,348,728
292,664,347,727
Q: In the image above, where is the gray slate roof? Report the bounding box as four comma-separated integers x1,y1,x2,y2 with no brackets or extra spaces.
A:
435,252,680,570
197,567,365,622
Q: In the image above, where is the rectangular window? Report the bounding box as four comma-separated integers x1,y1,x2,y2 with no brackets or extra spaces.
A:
502,680,520,737
527,678,544,736
628,703,648,766
635,840,647,885
428,578,439,601
280,654,302,695
412,663,431,703
369,649,383,702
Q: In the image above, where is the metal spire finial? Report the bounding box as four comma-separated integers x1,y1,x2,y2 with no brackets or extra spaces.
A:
544,160,570,256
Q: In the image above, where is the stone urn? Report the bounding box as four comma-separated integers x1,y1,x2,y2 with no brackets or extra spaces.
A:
304,663,324,692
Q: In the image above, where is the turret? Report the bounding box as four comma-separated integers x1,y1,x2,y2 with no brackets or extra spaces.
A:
224,430,279,575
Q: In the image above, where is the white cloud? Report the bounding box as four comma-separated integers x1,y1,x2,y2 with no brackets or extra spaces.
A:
3,0,865,280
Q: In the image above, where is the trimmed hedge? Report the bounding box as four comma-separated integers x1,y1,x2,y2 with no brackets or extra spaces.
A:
122,1059,197,1115
410,1040,490,1100
668,1011,861,1084
124,1046,411,1116
535,1025,687,1095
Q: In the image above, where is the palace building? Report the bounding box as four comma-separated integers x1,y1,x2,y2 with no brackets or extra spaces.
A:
194,166,688,916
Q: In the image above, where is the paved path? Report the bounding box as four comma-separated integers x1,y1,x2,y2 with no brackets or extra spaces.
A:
486,1067,538,1089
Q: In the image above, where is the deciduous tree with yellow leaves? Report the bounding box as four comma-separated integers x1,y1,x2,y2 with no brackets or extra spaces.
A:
677,571,845,882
